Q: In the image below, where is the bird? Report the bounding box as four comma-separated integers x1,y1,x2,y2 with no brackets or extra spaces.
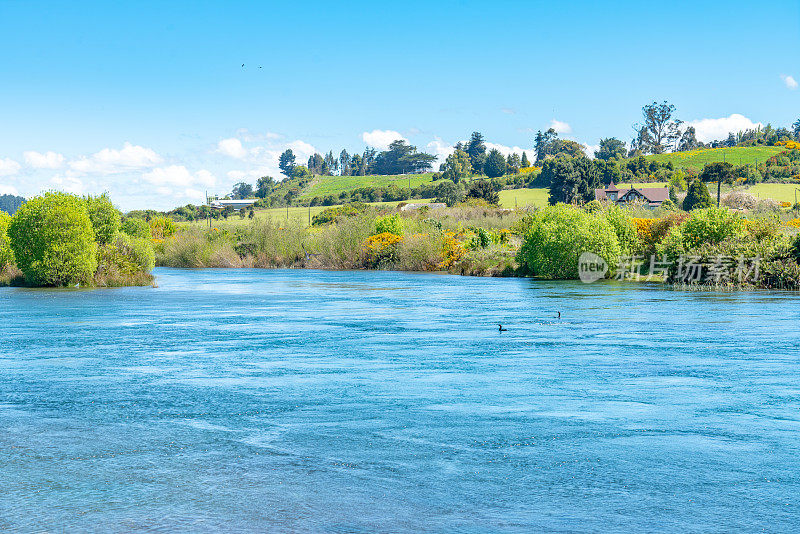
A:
241,63,245,67
258,66,262,69
557,311,561,320
498,324,507,332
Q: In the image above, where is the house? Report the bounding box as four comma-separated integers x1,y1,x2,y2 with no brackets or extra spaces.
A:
399,202,446,212
209,198,258,210
595,182,669,208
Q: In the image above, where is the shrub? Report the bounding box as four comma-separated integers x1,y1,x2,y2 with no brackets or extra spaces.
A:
721,191,757,210
311,202,368,226
113,233,155,272
466,180,500,205
85,194,121,244
0,211,14,268
149,216,176,240
517,204,621,279
604,205,640,255
374,214,403,236
121,217,152,239
660,207,744,260
363,232,403,267
8,192,98,286
683,179,713,211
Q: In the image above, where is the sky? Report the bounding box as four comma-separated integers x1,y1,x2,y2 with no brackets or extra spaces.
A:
0,0,798,211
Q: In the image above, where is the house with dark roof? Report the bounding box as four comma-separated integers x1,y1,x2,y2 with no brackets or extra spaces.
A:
595,182,669,208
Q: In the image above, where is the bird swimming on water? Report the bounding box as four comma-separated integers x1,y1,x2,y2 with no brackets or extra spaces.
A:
557,311,561,319
498,324,507,332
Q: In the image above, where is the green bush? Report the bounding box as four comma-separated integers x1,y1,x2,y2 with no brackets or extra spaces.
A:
0,211,14,268
517,204,621,279
121,217,152,239
311,202,368,226
683,179,713,211
8,192,98,286
603,205,640,255
374,214,403,236
149,216,176,240
114,233,155,272
85,194,121,244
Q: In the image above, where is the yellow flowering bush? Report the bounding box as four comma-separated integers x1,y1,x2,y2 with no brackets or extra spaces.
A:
362,232,403,266
780,201,791,208
438,231,466,270
785,219,800,228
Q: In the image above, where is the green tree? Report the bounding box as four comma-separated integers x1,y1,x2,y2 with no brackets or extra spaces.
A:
231,182,254,199
466,180,500,204
793,119,800,141
545,157,601,205
699,162,734,206
372,140,436,174
434,180,464,207
634,101,683,154
521,152,531,167
256,176,276,198
440,149,472,183
594,138,627,161
0,211,14,268
506,153,521,174
465,132,487,174
550,139,586,159
85,193,121,245
516,204,621,279
484,148,507,178
677,126,699,152
8,192,98,286
278,149,296,177
534,128,557,164
121,217,151,239
683,178,713,211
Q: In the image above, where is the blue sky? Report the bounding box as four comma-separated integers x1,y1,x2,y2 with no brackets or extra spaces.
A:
1,0,798,210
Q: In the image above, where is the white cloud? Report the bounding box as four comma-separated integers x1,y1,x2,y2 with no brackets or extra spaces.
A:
216,138,248,159
583,144,600,159
69,142,162,174
23,150,65,169
549,119,572,134
362,129,406,150
685,114,763,143
425,138,455,166
0,184,19,195
0,157,21,176
781,74,798,90
141,166,216,188
50,175,85,194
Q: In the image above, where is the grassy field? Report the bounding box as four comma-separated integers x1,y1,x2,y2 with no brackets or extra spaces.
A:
730,183,800,204
498,188,548,208
647,146,783,171
299,173,435,199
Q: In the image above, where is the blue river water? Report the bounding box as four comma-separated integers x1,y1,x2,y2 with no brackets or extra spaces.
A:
2,268,800,532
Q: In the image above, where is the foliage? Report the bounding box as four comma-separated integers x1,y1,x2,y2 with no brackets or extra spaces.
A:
97,233,155,277
374,214,403,236
0,211,14,268
149,216,176,240
683,179,713,211
231,182,254,199
595,138,627,161
546,157,601,205
517,204,621,279
434,180,465,207
484,149,507,178
121,217,152,239
466,180,500,205
465,132,487,173
7,192,98,286
362,232,403,267
440,149,472,183
632,101,682,155
372,140,436,174
660,207,743,258
311,202,368,226
85,193,121,245
721,191,758,210
279,149,296,177
603,205,640,255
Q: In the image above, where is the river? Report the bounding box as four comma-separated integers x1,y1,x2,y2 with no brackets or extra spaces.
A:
2,268,799,531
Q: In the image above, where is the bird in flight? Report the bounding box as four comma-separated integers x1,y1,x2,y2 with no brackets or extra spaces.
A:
241,63,245,67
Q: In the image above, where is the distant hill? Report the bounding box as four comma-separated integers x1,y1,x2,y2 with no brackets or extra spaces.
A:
298,173,436,200
645,146,784,171
0,194,25,215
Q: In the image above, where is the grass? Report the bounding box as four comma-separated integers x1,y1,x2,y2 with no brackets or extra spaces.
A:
498,188,548,208
299,173,436,199
730,183,800,204
646,146,783,171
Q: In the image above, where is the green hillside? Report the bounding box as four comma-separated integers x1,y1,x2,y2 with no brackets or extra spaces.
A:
299,173,436,199
646,146,783,171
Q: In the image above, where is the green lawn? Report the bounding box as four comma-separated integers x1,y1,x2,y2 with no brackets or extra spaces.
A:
730,183,800,204
646,146,783,171
299,173,436,199
498,188,548,208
